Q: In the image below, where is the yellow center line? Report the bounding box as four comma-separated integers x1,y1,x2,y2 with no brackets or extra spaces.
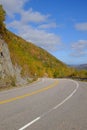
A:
0,80,58,105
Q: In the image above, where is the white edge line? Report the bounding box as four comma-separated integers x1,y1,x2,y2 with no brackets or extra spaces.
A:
18,79,79,130
54,80,79,109
18,117,41,130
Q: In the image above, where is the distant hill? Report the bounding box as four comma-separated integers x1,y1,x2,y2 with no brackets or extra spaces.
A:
70,64,87,70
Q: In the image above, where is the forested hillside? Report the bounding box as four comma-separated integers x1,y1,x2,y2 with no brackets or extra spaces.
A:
0,5,87,83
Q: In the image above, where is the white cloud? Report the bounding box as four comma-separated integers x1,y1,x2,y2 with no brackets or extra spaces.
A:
75,22,87,31
72,40,87,50
8,21,61,52
71,40,87,57
22,29,61,52
21,8,49,23
0,0,62,52
38,22,57,29
0,0,28,17
0,0,49,23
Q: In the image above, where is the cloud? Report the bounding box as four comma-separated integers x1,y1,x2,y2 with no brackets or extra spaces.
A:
71,40,87,57
0,0,49,23
38,23,64,29
38,22,57,29
8,21,61,52
0,0,28,17
21,8,49,23
75,22,87,31
0,0,62,52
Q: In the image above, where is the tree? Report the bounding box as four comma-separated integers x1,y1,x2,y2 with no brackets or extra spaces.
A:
0,5,6,26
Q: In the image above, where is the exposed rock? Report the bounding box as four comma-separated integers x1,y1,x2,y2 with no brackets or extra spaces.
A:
14,64,28,86
0,38,15,77
0,38,28,87
0,38,14,87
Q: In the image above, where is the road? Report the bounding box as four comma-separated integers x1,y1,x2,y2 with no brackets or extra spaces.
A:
0,78,87,130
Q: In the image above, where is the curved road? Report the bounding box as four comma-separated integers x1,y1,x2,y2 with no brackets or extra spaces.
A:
0,78,87,130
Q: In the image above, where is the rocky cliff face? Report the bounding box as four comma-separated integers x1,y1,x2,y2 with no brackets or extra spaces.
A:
0,38,28,87
0,38,15,78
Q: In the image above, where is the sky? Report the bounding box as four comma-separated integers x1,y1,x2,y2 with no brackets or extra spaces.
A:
0,0,87,65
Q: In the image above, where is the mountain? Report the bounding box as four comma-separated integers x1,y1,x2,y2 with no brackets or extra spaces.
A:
1,28,69,78
71,64,87,70
0,5,87,88
0,4,71,86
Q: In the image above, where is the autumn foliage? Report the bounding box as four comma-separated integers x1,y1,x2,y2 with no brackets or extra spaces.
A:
0,5,87,79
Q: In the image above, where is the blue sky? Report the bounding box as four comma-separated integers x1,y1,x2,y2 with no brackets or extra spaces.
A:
0,0,87,65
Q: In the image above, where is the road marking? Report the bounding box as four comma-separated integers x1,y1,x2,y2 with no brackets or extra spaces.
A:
18,117,41,130
0,80,58,105
18,80,79,130
54,80,79,109
40,80,79,117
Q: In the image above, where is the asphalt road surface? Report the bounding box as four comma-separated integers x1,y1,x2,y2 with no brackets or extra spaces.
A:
0,78,87,130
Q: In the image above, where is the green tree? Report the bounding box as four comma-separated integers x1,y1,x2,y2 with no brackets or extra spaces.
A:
0,5,6,26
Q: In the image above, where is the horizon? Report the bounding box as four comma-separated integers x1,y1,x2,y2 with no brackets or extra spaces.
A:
0,0,87,64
